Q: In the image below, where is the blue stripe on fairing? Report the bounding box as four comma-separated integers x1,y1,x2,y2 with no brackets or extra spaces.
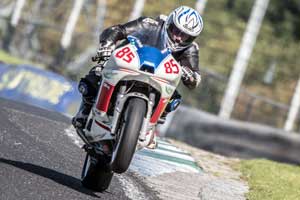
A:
137,46,168,71
127,35,170,71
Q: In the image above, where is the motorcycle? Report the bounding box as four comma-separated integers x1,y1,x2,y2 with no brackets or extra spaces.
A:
75,35,183,191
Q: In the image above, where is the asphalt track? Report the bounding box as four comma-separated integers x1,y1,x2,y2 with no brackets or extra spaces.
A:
0,98,158,200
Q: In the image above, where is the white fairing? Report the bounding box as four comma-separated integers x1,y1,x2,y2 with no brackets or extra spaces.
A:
113,45,140,71
103,44,182,98
85,41,182,142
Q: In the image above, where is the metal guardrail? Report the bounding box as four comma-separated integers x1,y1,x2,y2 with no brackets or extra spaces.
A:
166,106,300,164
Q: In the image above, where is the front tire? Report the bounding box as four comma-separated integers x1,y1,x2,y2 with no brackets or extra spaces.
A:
111,98,147,173
81,154,113,192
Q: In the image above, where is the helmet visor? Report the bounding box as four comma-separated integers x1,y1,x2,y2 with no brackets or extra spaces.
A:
166,20,196,47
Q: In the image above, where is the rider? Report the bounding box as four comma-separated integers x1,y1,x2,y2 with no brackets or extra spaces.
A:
72,6,203,130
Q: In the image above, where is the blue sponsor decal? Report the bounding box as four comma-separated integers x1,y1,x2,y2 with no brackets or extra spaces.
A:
127,35,170,73
137,46,165,73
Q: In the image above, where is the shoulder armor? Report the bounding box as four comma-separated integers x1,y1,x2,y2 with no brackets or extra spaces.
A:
158,14,168,21
142,17,159,26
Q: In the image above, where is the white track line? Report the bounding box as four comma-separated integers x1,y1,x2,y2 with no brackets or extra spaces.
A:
143,148,195,162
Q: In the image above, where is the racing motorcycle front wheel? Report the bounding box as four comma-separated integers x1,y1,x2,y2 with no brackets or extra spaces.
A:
110,97,147,173
81,153,113,192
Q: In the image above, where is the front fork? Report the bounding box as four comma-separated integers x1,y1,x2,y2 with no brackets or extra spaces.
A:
138,93,156,145
110,86,156,145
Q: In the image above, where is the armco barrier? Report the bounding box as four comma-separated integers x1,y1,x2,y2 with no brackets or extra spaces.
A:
165,106,300,164
0,64,81,115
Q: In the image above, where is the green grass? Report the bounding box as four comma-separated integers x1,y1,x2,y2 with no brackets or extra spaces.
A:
0,50,44,68
0,50,27,65
238,159,300,200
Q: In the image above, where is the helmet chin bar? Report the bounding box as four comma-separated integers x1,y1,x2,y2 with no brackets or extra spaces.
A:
164,29,190,52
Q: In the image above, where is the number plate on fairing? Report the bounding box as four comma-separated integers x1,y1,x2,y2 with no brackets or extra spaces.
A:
113,45,140,70
154,55,182,85
112,44,182,86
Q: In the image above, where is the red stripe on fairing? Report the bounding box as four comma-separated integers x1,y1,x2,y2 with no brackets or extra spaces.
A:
153,77,169,84
119,68,137,74
95,120,111,131
96,82,115,112
150,98,168,123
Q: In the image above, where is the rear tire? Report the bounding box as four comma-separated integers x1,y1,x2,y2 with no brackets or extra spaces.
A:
111,98,146,173
81,154,113,192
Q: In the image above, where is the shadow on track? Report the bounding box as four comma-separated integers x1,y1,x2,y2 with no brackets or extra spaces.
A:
0,158,100,198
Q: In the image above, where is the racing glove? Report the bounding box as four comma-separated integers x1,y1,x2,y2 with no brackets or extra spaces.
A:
181,66,202,89
92,41,116,65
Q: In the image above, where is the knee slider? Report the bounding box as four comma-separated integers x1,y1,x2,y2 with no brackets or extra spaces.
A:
78,79,97,97
165,98,181,112
78,82,88,96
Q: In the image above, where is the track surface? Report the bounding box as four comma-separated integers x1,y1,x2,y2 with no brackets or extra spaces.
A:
0,98,156,200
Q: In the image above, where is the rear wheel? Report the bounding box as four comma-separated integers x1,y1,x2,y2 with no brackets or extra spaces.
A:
81,153,113,192
111,98,146,173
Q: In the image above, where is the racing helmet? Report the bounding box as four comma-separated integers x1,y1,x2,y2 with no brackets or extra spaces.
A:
163,6,203,52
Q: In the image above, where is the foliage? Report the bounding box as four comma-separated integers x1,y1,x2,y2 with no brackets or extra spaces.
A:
267,0,300,40
179,0,300,127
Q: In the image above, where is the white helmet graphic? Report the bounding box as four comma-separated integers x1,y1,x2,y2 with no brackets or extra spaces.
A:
163,6,203,51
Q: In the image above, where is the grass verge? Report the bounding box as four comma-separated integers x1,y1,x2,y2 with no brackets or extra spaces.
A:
238,159,300,200
0,50,44,68
0,50,27,65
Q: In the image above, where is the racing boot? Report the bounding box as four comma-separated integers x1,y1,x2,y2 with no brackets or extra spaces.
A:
158,111,167,124
72,96,94,129
145,129,158,149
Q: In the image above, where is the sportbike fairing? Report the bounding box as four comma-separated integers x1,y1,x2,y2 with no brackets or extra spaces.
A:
82,37,185,147
89,36,183,139
102,36,182,91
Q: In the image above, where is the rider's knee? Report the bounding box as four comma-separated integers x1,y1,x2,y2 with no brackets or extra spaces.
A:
78,78,98,97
